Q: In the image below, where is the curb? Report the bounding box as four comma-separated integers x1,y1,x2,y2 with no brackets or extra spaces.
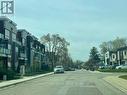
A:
0,72,54,89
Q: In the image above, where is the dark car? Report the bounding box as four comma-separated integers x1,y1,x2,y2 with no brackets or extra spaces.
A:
65,67,75,71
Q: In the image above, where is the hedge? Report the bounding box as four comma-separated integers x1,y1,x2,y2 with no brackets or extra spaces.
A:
98,69,127,72
0,69,21,80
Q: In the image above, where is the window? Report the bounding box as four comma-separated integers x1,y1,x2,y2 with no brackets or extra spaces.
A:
112,55,115,59
16,47,18,52
8,44,11,50
5,29,10,39
12,33,16,42
22,38,25,45
0,33,4,39
124,51,127,55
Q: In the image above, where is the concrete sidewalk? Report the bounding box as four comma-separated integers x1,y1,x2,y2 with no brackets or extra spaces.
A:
103,75,127,93
0,72,53,88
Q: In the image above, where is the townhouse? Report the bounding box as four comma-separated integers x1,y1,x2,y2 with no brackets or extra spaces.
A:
16,29,29,73
0,16,48,74
0,17,18,71
26,34,45,72
117,46,127,65
105,51,111,65
104,46,127,66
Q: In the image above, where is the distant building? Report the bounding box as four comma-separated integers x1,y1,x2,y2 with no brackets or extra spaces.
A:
117,46,127,65
104,51,110,65
104,51,117,65
104,46,127,66
110,51,117,65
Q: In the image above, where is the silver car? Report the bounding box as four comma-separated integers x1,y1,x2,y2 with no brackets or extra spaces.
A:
54,66,64,74
116,64,127,69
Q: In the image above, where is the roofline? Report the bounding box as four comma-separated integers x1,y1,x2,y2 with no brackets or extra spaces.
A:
18,29,31,36
0,16,17,26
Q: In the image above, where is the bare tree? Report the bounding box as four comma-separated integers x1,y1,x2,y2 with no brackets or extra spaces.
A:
40,34,71,69
100,37,127,55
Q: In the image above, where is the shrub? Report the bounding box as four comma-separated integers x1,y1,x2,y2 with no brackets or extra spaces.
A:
0,69,6,80
6,69,17,80
0,69,20,80
98,68,127,72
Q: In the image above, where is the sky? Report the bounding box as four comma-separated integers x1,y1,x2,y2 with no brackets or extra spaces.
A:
5,0,127,61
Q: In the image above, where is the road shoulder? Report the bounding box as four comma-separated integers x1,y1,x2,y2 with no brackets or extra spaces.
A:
103,75,127,93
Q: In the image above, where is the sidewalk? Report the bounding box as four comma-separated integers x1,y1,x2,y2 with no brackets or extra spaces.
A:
0,72,53,88
89,70,113,74
103,75,127,93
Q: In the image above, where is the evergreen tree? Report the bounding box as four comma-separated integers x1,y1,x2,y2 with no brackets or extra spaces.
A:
86,47,100,70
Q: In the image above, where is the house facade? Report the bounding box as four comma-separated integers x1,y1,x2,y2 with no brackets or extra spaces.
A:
110,51,117,65
0,16,47,74
104,46,127,66
117,46,127,65
104,51,117,65
0,17,18,71
16,29,29,73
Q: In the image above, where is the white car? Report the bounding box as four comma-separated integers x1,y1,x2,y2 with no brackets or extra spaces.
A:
116,64,127,69
54,66,64,74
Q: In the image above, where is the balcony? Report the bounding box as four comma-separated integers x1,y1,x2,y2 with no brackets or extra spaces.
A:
0,33,4,39
16,41,21,45
20,52,26,57
0,47,11,57
19,52,27,60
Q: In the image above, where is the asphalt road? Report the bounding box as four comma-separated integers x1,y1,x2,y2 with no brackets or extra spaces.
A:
0,70,127,95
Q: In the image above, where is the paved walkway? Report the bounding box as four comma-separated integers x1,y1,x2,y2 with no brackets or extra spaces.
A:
103,75,127,93
0,72,53,88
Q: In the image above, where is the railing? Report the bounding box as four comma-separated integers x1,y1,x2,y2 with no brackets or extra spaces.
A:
0,33,4,39
0,48,11,55
20,53,26,58
16,41,21,45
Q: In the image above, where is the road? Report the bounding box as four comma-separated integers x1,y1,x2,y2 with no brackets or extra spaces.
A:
0,70,126,95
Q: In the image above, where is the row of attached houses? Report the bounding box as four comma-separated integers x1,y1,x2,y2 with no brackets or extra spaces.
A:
104,46,127,66
0,16,50,74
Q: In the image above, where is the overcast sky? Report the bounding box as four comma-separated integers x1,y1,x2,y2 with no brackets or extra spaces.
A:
8,0,127,61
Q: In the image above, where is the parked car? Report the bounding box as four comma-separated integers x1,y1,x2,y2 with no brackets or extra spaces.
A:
111,64,119,69
65,67,75,71
116,64,127,69
54,65,64,74
99,66,105,69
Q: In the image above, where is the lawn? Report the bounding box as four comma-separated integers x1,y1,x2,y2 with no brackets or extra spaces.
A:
119,75,127,80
